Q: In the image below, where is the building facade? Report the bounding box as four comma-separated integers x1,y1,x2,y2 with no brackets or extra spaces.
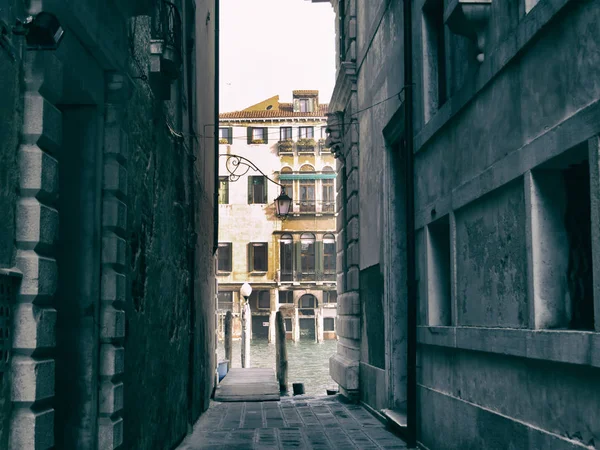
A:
0,0,217,448
218,91,338,344
317,0,600,448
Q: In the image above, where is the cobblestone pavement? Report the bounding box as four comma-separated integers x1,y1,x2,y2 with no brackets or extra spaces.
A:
177,395,407,449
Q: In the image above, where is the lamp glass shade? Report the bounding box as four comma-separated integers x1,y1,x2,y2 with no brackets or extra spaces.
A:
240,282,252,299
275,190,292,217
26,12,64,50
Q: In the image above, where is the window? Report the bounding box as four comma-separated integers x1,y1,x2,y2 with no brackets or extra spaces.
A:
321,126,327,139
300,233,316,275
217,243,232,272
299,99,309,113
217,291,233,311
323,291,337,304
423,0,447,121
219,127,232,144
247,127,268,144
258,291,270,309
280,234,293,282
284,318,293,332
249,242,268,272
427,216,451,326
324,318,335,331
279,291,294,304
300,294,316,308
322,169,334,212
299,126,314,139
323,234,336,274
219,177,229,204
248,176,267,204
299,167,316,212
280,127,292,140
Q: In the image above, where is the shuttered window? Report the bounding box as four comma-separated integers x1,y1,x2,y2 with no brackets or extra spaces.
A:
248,242,268,272
248,176,267,204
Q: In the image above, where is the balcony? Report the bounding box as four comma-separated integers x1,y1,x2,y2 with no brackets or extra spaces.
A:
297,138,317,154
278,140,294,155
292,200,335,215
149,0,183,98
278,270,336,284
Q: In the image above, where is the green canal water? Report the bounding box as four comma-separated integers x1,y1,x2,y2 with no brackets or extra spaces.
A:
217,337,338,396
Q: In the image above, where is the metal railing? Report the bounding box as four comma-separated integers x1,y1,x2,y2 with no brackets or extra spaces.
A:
279,270,337,283
293,200,335,214
151,0,183,59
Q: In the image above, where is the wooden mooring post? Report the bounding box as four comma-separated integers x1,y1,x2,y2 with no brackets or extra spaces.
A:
275,311,288,392
224,311,233,367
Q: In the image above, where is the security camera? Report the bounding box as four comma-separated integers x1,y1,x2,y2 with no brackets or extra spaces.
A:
13,12,64,51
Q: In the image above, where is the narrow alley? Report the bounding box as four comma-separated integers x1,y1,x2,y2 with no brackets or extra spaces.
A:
178,396,407,450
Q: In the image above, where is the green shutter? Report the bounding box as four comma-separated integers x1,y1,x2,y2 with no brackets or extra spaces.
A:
263,177,268,204
228,127,233,144
263,127,269,144
316,241,324,278
247,243,253,272
294,241,302,279
247,127,252,144
248,176,253,204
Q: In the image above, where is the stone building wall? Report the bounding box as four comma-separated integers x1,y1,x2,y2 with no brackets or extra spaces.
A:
0,0,217,448
321,0,600,448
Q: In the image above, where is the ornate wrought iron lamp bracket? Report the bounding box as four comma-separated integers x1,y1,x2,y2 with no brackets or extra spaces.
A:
219,154,284,188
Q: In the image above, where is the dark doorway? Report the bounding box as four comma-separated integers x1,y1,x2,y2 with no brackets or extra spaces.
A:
299,318,316,340
251,315,270,340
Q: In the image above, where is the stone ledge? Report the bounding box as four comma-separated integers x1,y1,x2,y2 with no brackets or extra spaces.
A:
12,304,57,351
10,407,54,449
417,326,600,368
11,357,55,402
330,353,359,391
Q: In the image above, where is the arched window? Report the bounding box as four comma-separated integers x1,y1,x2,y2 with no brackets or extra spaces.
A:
300,166,316,212
300,233,316,278
299,294,317,309
322,167,335,213
323,234,336,275
280,234,293,282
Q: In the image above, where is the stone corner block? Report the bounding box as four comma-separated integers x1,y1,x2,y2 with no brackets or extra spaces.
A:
16,200,58,252
103,160,128,196
101,270,127,304
337,292,360,315
102,197,128,235
99,381,124,415
11,357,55,402
18,145,59,202
100,345,125,377
10,407,54,450
12,304,57,351
329,353,359,391
98,416,124,449
337,315,361,340
100,306,125,340
102,236,126,268
22,93,62,154
15,252,57,303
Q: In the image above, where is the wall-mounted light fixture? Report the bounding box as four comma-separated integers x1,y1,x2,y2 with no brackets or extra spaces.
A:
219,154,293,220
12,12,64,51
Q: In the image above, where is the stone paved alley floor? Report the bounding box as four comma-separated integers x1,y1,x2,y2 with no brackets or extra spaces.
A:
177,395,408,449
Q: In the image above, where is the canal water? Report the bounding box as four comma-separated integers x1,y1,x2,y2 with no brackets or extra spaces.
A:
217,337,338,396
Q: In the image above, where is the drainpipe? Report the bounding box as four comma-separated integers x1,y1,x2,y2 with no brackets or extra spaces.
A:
403,0,417,447
213,0,220,255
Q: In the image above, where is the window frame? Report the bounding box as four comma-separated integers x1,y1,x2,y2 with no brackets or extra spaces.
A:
248,175,268,204
249,242,268,272
298,126,314,139
219,176,229,204
217,243,232,272
280,126,292,140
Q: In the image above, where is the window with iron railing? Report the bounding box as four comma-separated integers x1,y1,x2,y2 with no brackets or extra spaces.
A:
151,0,183,77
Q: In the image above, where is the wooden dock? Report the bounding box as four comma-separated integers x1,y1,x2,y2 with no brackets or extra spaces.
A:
214,368,280,402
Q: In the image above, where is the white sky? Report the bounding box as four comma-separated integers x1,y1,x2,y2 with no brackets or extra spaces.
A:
219,0,336,113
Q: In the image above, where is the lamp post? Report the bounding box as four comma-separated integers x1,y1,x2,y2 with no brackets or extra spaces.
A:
240,282,252,368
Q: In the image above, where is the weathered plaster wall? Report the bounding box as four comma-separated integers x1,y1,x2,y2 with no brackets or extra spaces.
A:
414,1,600,448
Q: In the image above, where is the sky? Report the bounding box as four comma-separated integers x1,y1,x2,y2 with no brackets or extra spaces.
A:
219,0,336,113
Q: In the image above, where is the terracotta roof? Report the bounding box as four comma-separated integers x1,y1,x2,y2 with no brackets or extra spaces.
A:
293,90,319,97
220,102,329,119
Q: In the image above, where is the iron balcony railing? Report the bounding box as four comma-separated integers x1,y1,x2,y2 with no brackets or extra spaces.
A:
279,270,337,283
293,200,335,214
151,0,183,60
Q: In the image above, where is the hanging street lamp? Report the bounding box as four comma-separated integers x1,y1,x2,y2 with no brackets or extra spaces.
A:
220,154,293,220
